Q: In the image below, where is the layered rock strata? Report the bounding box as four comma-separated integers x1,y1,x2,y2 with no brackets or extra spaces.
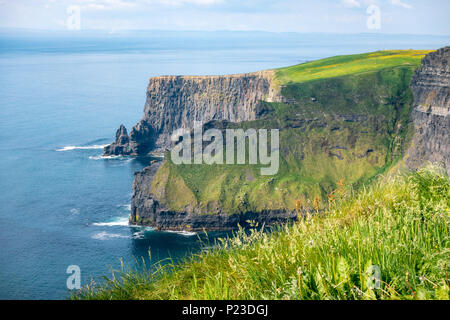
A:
407,47,450,173
104,70,279,156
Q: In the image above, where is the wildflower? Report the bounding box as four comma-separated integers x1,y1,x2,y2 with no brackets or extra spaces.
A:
313,196,320,212
419,275,425,284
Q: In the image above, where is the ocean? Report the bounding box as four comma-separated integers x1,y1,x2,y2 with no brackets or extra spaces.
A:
0,30,448,299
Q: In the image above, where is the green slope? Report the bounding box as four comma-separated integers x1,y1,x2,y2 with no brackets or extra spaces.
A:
275,50,432,85
150,51,427,215
76,166,450,300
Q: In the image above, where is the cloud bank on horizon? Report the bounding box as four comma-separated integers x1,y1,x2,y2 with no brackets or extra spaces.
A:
0,0,448,35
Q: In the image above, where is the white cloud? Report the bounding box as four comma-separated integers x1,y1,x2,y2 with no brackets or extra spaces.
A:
341,0,361,8
85,4,107,10
166,0,223,4
80,0,223,10
390,0,412,9
142,0,223,6
80,0,137,11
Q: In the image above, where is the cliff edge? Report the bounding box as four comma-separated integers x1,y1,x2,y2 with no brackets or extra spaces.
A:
406,47,450,173
104,70,279,156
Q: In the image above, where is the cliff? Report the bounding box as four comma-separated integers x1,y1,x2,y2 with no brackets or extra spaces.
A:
105,49,449,231
132,163,297,231
104,70,279,155
406,47,450,173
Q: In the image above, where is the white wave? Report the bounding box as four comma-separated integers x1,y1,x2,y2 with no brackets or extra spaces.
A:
56,144,108,152
70,208,80,215
88,155,121,160
132,231,145,239
131,227,154,239
92,217,129,227
91,231,129,240
118,204,131,211
164,230,197,236
149,151,165,158
88,155,129,160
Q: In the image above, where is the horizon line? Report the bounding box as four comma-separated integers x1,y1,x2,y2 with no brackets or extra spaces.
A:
0,27,449,38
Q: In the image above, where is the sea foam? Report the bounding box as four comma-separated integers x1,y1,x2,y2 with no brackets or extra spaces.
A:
56,144,108,152
164,230,197,236
92,216,129,227
91,231,129,240
88,155,127,160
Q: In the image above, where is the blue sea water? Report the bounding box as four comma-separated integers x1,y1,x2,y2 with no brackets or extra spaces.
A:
0,31,448,299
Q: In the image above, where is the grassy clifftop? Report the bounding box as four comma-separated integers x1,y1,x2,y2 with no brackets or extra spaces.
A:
76,166,449,300
149,50,429,215
275,50,432,85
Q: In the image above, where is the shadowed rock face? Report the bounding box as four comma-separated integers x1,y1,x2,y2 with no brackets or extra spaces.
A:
407,47,450,173
103,124,135,156
104,71,279,156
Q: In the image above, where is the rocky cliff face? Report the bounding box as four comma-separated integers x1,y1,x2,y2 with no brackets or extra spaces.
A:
115,47,450,232
407,47,450,173
103,124,135,156
104,70,279,156
131,164,298,232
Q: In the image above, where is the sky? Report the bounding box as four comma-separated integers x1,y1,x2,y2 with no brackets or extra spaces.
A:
0,0,449,34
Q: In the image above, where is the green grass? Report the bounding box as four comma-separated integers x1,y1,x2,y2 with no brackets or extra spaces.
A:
149,65,418,214
74,165,449,300
274,50,433,85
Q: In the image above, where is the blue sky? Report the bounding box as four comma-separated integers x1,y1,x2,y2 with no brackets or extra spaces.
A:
0,0,448,34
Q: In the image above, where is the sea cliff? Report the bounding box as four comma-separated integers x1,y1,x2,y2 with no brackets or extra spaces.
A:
104,71,279,155
105,49,449,231
406,47,450,173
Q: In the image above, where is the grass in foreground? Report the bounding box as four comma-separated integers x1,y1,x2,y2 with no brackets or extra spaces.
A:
75,166,449,300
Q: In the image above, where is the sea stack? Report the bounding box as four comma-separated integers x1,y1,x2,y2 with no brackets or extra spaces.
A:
103,124,134,156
